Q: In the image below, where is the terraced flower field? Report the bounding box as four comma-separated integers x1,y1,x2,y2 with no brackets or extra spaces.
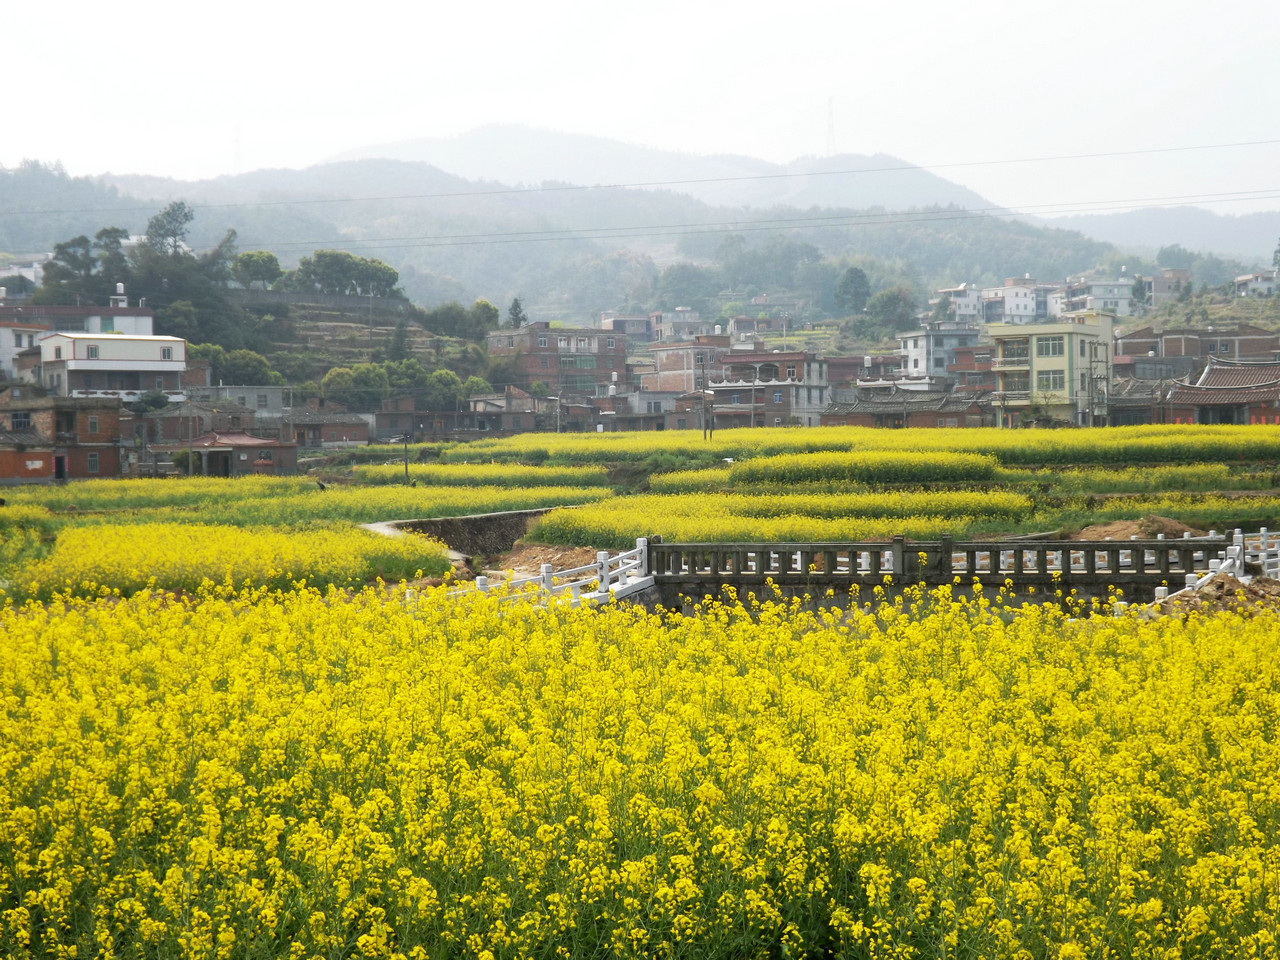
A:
2,423,1279,958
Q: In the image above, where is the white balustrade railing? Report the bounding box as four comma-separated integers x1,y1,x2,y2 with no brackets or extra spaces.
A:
436,538,651,607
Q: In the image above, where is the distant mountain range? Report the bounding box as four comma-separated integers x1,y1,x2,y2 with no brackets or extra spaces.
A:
1039,206,1279,262
2,127,1273,321
325,124,997,212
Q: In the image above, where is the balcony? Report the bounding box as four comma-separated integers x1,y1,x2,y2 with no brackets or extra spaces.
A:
991,356,1030,370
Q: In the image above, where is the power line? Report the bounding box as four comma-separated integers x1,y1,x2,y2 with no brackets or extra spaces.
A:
2,136,1280,218
233,187,1280,253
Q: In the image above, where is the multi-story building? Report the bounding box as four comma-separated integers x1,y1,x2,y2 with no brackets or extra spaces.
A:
897,320,982,380
0,291,155,337
988,312,1114,426
1,321,48,379
652,308,716,342
1133,268,1189,308
1061,279,1134,316
600,313,654,341
932,284,983,322
32,332,187,400
487,322,628,397
707,349,829,428
1235,271,1277,298
0,383,131,482
981,278,1044,323
639,334,731,394
1116,323,1279,365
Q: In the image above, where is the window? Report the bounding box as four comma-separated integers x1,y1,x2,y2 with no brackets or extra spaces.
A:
577,337,589,349
1080,340,1087,357
87,416,99,434
912,359,919,369
695,352,705,364
237,396,247,406
512,416,522,429
257,394,268,409
10,411,31,430
1036,370,1065,391
786,366,797,379
538,336,548,347
731,393,741,404
230,416,242,429
677,419,687,429
54,346,62,359
558,337,569,348
773,391,783,403
506,337,514,348
11,332,19,347
606,337,615,348
100,318,114,332
161,347,173,360
539,357,550,368
1080,373,1088,392
1036,336,1064,357
156,377,164,389
87,452,99,474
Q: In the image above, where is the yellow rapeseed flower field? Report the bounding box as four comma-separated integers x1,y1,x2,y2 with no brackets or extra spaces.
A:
2,583,1278,958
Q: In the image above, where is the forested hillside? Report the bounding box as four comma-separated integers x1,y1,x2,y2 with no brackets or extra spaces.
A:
3,158,1269,327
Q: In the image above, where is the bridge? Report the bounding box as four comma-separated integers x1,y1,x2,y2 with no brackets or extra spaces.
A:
647,531,1280,607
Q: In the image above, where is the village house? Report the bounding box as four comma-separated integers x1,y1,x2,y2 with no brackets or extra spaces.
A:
0,383,131,482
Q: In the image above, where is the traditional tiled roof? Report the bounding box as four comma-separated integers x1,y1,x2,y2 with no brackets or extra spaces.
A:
1167,358,1280,405
0,429,51,447
823,392,985,416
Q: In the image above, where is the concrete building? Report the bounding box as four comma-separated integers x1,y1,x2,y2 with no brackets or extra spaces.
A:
988,312,1114,426
0,383,131,482
639,334,732,394
897,320,981,380
652,308,716,342
1235,271,1277,297
1,322,49,379
707,349,829,428
932,284,983,322
33,333,187,401
1061,279,1134,317
981,278,1046,323
487,322,628,397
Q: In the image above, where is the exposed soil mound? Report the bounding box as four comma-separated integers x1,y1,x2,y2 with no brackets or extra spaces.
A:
485,542,602,578
1158,573,1280,616
1074,515,1207,541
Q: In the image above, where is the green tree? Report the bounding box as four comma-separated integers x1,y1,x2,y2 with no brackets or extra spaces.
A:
320,367,356,407
232,251,282,291
834,266,871,314
865,286,918,331
220,349,273,385
388,318,410,361
348,363,391,410
462,375,493,397
384,358,430,397
507,297,529,327
1273,236,1280,271
470,299,500,335
423,369,464,411
929,295,953,324
144,201,195,256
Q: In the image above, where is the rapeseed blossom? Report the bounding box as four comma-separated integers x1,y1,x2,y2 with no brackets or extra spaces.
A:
1,583,1277,958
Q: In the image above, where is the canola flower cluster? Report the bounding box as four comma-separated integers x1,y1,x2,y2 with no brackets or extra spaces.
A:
5,523,451,601
432,423,1280,467
353,464,612,488
532,491,1032,548
1,584,1278,959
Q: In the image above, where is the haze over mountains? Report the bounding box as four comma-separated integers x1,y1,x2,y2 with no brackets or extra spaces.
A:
326,124,996,212
3,125,1275,321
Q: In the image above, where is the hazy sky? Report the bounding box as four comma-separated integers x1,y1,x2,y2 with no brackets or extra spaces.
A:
7,0,1280,215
